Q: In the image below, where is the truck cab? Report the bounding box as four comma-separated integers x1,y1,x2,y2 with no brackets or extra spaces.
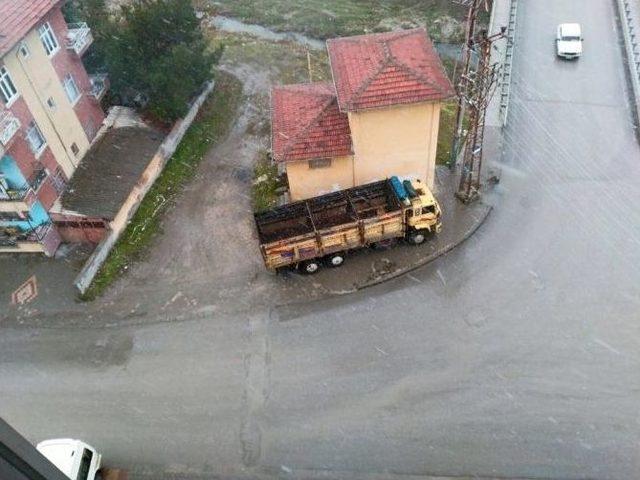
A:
400,179,442,244
36,438,102,480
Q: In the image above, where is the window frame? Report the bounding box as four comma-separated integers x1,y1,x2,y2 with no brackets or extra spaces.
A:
0,66,18,106
26,121,47,158
63,73,81,105
38,22,60,57
308,158,332,169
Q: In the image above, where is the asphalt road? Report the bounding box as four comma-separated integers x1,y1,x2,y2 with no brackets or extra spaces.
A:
2,1,640,479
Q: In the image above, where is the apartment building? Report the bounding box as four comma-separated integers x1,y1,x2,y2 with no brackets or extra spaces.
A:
0,0,107,255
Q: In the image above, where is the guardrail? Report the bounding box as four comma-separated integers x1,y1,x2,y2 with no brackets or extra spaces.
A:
499,0,518,126
615,0,640,124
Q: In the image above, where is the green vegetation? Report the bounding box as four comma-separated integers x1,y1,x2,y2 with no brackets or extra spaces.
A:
66,0,220,122
200,0,467,42
81,72,243,300
436,101,458,165
252,152,282,212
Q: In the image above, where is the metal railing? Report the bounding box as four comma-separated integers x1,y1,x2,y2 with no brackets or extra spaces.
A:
0,183,29,201
66,22,93,55
499,0,518,126
89,73,109,100
0,110,20,146
616,0,640,123
0,222,52,246
28,168,48,192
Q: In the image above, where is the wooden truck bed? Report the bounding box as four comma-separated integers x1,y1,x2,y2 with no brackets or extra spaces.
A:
254,180,403,269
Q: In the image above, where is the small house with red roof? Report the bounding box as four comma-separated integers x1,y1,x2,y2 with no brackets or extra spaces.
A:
271,28,455,201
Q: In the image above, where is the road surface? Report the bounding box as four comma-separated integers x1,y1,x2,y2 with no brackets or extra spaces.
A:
1,1,639,479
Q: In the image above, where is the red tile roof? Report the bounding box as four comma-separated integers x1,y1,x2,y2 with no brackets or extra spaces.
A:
271,82,353,163
0,0,63,57
327,28,455,112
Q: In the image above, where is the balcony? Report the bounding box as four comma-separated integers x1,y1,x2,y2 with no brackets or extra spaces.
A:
0,223,53,254
66,22,93,55
89,74,110,101
0,110,20,147
0,185,34,214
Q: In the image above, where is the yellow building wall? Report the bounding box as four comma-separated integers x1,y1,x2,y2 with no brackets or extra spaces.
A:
348,101,442,190
286,155,354,201
4,29,91,177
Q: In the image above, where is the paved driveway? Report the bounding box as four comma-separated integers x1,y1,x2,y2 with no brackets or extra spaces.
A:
1,1,639,479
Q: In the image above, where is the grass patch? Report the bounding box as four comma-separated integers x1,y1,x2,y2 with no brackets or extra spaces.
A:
81,71,243,300
252,151,281,212
436,101,457,165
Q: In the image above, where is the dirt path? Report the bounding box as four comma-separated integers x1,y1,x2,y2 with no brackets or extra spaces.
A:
97,36,331,317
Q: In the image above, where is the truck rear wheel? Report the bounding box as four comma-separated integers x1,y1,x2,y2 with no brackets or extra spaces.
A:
299,259,321,274
326,252,345,267
407,229,428,245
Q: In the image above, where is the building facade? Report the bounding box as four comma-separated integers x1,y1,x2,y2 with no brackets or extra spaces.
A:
271,29,455,201
0,0,107,255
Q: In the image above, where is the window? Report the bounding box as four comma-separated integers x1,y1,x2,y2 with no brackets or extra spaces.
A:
77,449,93,480
18,43,30,58
38,22,59,56
63,74,80,104
0,67,18,105
71,142,79,156
421,205,436,214
308,158,332,169
26,122,47,156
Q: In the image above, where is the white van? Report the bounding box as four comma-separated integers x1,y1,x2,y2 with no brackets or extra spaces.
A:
36,438,102,480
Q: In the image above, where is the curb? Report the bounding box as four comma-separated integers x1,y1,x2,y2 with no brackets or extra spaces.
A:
348,204,493,294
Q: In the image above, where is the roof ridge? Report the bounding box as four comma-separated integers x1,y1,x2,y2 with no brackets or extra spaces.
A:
346,56,393,111
281,93,341,159
386,56,449,97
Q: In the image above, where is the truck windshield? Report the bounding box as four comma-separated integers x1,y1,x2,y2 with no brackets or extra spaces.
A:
562,35,580,41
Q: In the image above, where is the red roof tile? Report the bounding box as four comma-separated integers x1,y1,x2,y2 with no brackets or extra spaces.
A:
327,28,455,112
271,82,353,163
0,0,62,57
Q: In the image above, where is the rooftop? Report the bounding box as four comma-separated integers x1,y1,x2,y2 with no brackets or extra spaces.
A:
61,124,164,219
0,0,62,57
271,82,352,163
327,28,455,112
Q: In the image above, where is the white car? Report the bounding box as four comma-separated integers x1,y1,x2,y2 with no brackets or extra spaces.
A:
36,438,102,480
556,23,583,59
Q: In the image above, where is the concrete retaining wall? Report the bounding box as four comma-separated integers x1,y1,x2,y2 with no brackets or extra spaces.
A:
615,0,640,124
74,81,215,294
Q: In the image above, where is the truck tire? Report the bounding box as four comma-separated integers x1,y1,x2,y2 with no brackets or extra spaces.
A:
407,229,428,245
299,259,321,274
326,252,345,267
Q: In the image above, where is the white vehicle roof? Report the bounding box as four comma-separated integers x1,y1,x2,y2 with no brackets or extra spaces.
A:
37,438,83,477
559,23,581,37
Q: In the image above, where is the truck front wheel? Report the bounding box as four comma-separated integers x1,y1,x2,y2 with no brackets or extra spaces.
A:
407,229,428,245
326,252,345,267
299,259,321,274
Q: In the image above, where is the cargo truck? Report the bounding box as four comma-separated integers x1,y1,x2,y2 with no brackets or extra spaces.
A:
254,176,442,273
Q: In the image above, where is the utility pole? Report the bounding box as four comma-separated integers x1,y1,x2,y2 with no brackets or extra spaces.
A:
456,27,505,203
447,0,485,169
